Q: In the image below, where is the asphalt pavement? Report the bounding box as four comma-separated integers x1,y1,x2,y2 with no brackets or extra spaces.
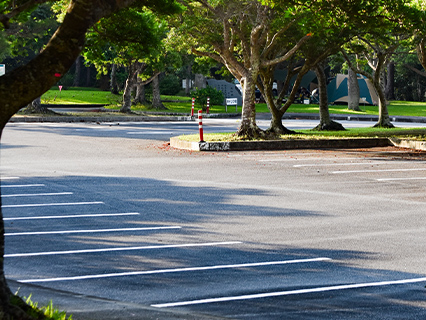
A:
2,117,426,319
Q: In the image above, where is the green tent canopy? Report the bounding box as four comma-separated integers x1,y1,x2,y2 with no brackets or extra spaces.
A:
327,74,378,105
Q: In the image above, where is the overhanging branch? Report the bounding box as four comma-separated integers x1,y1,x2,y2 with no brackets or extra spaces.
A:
261,33,312,68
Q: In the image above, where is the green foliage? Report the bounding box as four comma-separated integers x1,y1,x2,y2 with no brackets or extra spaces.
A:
190,86,224,110
2,4,59,70
160,74,181,95
11,292,72,320
24,294,73,320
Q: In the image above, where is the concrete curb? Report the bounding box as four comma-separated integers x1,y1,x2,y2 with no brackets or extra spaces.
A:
389,137,426,151
170,137,394,152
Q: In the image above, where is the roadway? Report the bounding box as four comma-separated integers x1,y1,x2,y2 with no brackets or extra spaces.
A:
1,118,426,319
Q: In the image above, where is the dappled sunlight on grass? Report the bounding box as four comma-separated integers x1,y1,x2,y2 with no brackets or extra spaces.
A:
178,127,426,142
42,87,121,105
40,88,426,118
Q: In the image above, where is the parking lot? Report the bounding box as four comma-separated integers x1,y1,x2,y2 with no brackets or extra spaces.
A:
2,121,426,319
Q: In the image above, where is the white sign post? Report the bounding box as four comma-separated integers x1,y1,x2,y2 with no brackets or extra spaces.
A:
225,98,238,112
0,64,5,76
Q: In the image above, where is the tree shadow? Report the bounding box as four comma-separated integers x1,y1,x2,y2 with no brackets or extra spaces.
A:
3,175,426,319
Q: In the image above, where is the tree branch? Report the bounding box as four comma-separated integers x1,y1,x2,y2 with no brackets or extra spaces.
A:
404,63,426,78
261,33,312,68
341,48,373,81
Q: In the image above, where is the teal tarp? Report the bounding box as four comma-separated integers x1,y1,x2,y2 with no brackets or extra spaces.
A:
327,74,378,105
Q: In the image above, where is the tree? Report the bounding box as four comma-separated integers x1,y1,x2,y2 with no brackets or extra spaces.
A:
0,0,179,318
82,7,171,112
341,1,420,127
3,3,59,114
175,0,312,138
343,37,400,127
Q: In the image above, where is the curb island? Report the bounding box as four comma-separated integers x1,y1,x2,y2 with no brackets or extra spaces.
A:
170,137,426,152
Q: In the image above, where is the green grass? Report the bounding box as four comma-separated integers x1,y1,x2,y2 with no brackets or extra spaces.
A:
11,292,72,320
284,100,426,117
41,88,426,117
42,87,121,105
178,127,426,142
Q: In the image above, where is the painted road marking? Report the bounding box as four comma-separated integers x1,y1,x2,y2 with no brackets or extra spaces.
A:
18,257,332,283
377,177,426,181
4,212,140,221
1,177,20,180
127,131,175,135
5,226,182,236
2,192,73,198
1,184,45,188
151,277,426,308
294,162,389,168
259,157,362,162
331,168,426,174
5,241,243,258
2,201,104,208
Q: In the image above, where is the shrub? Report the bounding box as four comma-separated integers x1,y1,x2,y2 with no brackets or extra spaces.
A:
190,86,224,111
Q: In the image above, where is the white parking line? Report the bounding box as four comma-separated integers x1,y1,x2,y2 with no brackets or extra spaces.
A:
294,162,388,168
18,257,332,283
2,192,73,198
1,184,45,188
1,177,20,180
331,169,426,174
5,241,242,258
4,212,140,221
151,277,426,308
2,201,104,208
127,131,175,135
5,226,182,236
377,177,426,181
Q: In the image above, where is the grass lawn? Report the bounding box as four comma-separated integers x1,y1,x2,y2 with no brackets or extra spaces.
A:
178,127,426,142
41,88,426,118
41,87,122,105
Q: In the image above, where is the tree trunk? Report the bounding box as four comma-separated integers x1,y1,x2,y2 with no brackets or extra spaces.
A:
313,64,345,131
73,55,82,87
185,64,191,96
373,59,394,128
151,73,166,110
133,81,147,105
194,73,206,89
120,65,137,113
348,68,361,111
23,97,53,114
260,68,294,135
237,73,264,138
385,61,395,100
85,65,91,87
110,63,119,95
416,75,423,101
